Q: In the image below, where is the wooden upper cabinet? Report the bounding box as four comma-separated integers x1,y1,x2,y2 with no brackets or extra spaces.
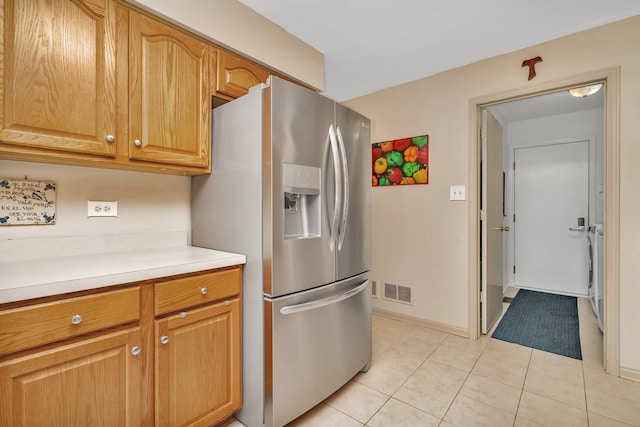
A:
0,0,117,156
128,11,210,169
215,49,270,99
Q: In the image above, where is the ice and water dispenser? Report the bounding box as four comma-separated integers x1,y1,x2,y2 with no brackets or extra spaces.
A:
283,163,320,239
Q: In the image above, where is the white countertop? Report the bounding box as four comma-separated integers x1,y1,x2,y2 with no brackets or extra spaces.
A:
0,246,246,304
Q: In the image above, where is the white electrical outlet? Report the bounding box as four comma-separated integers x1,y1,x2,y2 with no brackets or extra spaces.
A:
87,200,118,217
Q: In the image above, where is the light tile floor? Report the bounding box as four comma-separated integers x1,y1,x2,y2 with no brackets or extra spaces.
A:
226,288,640,426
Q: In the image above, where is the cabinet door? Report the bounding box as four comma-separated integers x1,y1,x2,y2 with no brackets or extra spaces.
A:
0,327,144,427
129,11,210,168
216,50,270,99
155,298,241,427
0,0,117,156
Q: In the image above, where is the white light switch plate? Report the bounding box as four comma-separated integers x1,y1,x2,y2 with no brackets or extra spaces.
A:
449,185,466,201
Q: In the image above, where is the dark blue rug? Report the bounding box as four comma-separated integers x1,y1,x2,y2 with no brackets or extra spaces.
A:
492,289,582,360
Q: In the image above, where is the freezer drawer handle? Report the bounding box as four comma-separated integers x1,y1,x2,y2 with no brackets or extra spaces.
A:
279,280,368,315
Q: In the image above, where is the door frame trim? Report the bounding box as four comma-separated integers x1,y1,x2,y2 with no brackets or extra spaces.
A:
467,67,620,376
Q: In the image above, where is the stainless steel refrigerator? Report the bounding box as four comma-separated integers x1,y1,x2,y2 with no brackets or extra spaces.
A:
191,76,372,427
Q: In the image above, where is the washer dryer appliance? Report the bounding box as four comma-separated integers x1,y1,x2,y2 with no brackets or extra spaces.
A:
596,224,604,332
588,223,604,332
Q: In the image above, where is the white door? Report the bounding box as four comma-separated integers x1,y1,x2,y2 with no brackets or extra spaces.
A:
481,109,505,334
514,141,589,295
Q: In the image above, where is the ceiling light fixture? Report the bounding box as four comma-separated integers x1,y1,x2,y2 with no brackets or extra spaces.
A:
568,83,603,98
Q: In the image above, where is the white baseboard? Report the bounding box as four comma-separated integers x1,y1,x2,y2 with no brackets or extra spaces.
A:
373,307,468,338
620,366,640,383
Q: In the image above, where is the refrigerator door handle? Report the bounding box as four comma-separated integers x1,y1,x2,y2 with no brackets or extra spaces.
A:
327,124,342,252
336,126,350,251
279,279,368,315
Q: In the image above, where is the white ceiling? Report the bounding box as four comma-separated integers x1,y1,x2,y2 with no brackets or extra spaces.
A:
488,87,604,124
238,0,640,103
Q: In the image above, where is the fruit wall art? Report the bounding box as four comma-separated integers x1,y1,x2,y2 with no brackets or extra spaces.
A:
372,135,428,186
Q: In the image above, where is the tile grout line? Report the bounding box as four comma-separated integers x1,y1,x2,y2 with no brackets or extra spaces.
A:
361,323,440,426
370,308,601,427
512,346,534,426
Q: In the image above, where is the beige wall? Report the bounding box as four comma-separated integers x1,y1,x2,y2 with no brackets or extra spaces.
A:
125,0,325,91
0,160,191,241
345,15,640,375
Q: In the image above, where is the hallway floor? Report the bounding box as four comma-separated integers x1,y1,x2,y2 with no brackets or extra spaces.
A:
227,288,640,426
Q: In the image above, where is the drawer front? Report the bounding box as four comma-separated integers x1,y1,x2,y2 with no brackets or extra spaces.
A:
154,267,241,316
0,287,140,356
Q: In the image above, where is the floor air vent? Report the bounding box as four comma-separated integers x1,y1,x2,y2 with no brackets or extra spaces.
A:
383,282,413,305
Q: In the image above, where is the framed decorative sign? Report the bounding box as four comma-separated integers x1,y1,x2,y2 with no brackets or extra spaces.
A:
372,135,428,186
0,179,56,225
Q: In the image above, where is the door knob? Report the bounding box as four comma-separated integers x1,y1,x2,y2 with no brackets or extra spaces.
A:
570,217,586,231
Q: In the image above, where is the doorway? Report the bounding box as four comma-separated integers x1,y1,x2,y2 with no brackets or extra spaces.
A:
468,67,621,376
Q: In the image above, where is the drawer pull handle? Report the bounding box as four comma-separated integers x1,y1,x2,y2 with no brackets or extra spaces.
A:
131,346,141,356
71,314,83,325
161,336,170,345
201,287,208,295
225,300,230,306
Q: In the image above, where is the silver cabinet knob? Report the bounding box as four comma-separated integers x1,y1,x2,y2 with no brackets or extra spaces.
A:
131,346,141,356
71,314,83,325
201,287,208,295
106,134,115,143
134,139,142,147
225,300,230,306
160,336,170,345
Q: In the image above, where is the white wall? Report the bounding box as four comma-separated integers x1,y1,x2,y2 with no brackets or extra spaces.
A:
345,15,640,376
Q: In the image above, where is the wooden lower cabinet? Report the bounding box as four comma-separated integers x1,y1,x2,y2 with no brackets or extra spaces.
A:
0,327,144,427
0,266,243,427
155,298,241,427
